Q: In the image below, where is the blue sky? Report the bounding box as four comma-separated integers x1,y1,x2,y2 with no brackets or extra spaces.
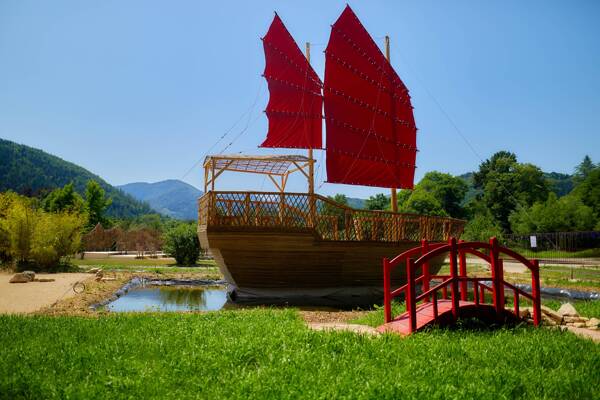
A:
1,1,599,198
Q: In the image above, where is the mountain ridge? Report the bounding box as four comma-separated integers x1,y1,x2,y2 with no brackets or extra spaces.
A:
0,138,153,218
118,180,202,220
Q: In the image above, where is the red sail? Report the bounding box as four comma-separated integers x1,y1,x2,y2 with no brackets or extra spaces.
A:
324,6,417,189
261,14,323,149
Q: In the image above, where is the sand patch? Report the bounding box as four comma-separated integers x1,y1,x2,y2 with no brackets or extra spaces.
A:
0,272,93,314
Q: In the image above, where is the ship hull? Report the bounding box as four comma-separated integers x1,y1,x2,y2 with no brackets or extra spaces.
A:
199,228,445,306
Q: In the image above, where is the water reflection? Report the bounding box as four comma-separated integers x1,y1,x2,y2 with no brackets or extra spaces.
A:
108,286,228,312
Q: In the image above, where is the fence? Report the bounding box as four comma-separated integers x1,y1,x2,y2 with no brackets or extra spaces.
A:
198,191,465,243
503,231,600,265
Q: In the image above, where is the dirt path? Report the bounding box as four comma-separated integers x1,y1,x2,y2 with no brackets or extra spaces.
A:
0,272,93,314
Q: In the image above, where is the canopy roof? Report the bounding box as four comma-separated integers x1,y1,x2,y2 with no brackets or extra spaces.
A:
203,154,310,176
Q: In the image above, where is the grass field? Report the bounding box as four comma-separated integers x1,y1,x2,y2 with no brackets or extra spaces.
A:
70,257,219,275
1,310,598,399
438,262,600,290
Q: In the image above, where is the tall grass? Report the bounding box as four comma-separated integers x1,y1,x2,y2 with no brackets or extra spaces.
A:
1,310,598,399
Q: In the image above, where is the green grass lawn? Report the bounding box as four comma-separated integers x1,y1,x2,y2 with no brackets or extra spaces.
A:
1,310,598,399
438,262,600,290
510,247,600,259
70,257,219,274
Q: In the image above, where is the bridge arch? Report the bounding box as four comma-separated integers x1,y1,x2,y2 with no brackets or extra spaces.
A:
380,237,542,335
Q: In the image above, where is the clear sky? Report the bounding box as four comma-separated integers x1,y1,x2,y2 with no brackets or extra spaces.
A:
1,1,599,198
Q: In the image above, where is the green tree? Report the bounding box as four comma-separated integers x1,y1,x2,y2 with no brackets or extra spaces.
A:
163,223,201,265
415,171,468,218
573,168,600,216
462,214,504,242
473,151,549,232
509,193,595,234
5,198,37,264
43,182,84,213
574,155,595,184
401,189,448,217
85,180,112,228
473,151,517,189
365,194,389,211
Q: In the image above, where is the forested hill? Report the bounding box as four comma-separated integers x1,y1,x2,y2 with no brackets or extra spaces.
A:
0,138,152,218
118,180,202,220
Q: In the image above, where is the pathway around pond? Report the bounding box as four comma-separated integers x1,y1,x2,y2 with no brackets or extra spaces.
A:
0,272,93,314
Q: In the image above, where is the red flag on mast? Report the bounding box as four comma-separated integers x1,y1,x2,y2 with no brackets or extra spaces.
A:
260,14,323,149
324,6,417,189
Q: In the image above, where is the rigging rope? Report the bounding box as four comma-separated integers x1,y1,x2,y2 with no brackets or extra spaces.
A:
180,80,264,180
390,41,538,226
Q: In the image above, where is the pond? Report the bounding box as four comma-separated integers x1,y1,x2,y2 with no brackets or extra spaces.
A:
107,286,228,312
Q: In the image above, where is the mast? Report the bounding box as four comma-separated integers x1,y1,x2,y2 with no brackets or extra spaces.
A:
306,41,315,195
385,35,398,213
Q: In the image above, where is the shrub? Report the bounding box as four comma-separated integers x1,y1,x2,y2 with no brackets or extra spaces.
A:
163,223,201,265
30,212,85,268
1,193,85,269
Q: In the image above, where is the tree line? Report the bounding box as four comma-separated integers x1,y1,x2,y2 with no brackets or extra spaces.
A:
0,180,201,269
330,152,600,241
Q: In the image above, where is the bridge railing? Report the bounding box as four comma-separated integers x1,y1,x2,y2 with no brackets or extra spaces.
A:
199,191,465,243
383,237,542,333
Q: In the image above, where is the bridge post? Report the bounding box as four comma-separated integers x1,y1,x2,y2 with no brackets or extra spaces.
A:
449,237,459,321
383,258,392,323
421,239,430,303
531,259,541,327
458,240,467,301
406,258,417,333
490,237,504,317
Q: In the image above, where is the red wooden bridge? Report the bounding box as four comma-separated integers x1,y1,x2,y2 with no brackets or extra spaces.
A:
378,237,542,335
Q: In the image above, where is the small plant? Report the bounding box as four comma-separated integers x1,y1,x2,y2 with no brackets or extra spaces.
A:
163,223,201,266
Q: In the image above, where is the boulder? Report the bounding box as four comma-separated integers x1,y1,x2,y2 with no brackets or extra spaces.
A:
540,305,563,324
9,273,31,283
557,303,579,318
22,271,35,281
572,322,586,328
586,318,600,329
564,316,587,324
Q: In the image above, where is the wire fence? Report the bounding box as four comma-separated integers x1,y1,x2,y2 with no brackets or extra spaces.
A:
503,231,600,265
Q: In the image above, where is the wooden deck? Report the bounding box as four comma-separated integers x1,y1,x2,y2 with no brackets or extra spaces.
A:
377,300,497,335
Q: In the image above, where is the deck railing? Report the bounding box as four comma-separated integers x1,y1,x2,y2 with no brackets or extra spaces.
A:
198,191,465,243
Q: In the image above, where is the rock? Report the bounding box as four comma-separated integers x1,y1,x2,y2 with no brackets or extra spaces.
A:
9,273,31,283
542,317,557,326
572,322,586,328
586,318,600,328
519,309,530,318
540,305,563,324
557,303,579,318
564,316,587,324
88,268,101,274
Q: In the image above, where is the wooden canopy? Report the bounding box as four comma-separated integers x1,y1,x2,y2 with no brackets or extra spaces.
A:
203,154,314,193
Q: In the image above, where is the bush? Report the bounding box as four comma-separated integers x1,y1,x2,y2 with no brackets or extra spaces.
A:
509,193,595,234
30,212,85,268
163,223,201,265
1,193,85,269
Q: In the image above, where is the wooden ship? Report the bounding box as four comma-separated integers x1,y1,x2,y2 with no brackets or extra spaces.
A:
198,6,465,304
